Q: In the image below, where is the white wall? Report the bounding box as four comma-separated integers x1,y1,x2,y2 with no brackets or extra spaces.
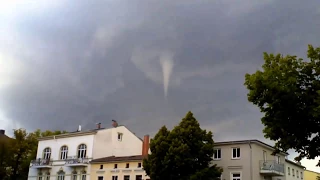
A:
36,134,95,159
93,126,143,158
285,161,304,180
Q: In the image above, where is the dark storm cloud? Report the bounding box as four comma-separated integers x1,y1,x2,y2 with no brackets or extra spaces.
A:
1,0,320,144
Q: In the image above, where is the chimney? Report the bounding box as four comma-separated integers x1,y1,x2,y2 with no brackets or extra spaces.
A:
78,125,81,132
96,123,101,129
142,135,150,156
0,129,5,135
112,120,118,128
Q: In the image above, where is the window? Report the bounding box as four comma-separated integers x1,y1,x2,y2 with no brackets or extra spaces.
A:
297,170,299,178
275,155,280,164
98,177,103,180
124,175,130,180
126,163,129,168
232,148,240,159
100,165,103,169
288,167,290,175
135,175,142,180
118,133,123,141
43,148,51,159
38,176,42,180
45,173,50,180
72,174,77,180
263,151,267,162
81,174,86,180
137,162,142,168
114,164,118,169
112,176,118,180
60,146,68,160
78,144,87,158
292,169,295,176
213,149,221,160
231,173,241,180
301,171,303,179
57,173,65,180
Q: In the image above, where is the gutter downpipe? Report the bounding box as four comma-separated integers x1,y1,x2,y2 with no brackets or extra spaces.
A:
249,140,253,180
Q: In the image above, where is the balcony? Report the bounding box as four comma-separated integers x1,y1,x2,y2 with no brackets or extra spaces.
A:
65,156,89,167
260,160,285,176
31,159,52,169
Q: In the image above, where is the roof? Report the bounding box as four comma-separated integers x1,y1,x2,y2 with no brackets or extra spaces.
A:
285,159,305,169
305,169,320,174
214,139,289,155
38,125,143,141
90,155,146,163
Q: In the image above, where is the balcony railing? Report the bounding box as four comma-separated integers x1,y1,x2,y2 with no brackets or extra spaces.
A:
65,156,89,166
259,160,285,176
31,159,52,168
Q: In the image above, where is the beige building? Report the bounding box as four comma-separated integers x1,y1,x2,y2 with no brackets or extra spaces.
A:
304,170,320,180
213,140,287,180
90,135,150,180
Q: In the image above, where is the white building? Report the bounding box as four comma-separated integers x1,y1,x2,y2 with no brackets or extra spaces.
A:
27,122,145,180
212,139,305,180
285,159,305,180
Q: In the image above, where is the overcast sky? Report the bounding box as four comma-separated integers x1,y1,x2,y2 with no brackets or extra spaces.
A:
1,0,320,171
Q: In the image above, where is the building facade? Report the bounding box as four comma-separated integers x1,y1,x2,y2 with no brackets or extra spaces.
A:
27,123,144,180
213,140,287,180
285,159,305,180
90,135,150,180
304,170,320,180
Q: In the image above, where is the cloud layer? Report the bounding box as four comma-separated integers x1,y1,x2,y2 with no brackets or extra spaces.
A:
1,0,320,171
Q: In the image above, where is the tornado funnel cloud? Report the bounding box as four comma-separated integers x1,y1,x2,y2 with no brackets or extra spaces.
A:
160,53,174,98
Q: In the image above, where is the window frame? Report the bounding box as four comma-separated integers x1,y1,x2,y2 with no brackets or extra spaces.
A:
213,148,221,160
231,147,241,159
60,145,68,160
112,176,118,180
43,147,51,160
57,172,65,180
137,162,142,168
230,171,241,180
117,133,123,141
135,175,142,180
77,144,87,158
123,175,130,180
263,150,267,162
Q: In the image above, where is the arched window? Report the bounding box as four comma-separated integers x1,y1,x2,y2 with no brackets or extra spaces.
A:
60,146,68,160
81,170,86,180
77,144,87,158
43,148,51,159
57,171,65,180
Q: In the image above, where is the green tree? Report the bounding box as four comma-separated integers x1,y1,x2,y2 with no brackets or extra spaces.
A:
244,45,320,164
0,134,12,180
143,111,222,180
0,128,67,180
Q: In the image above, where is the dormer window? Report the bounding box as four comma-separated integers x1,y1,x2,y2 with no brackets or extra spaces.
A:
117,133,123,141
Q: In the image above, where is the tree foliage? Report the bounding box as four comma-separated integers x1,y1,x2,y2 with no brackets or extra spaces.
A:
143,111,222,180
0,128,66,180
244,45,320,164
